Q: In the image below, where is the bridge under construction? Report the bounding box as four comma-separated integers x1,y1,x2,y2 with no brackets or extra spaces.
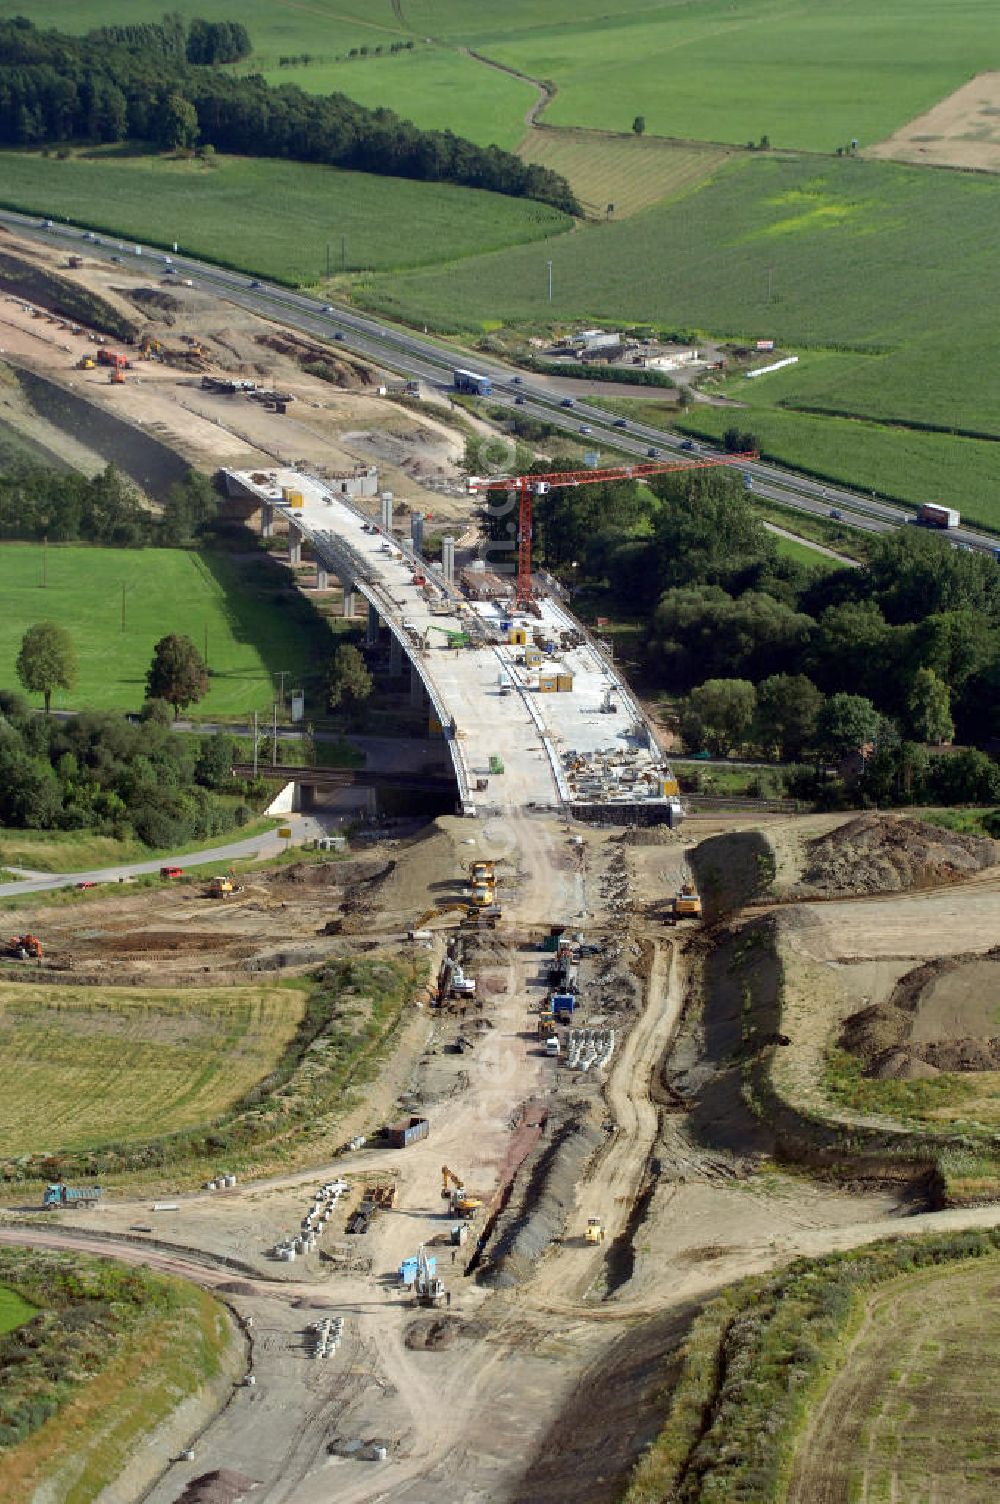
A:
223,466,683,824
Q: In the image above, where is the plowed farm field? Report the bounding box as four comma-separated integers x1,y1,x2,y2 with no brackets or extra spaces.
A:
517,129,731,217
787,1256,1000,1504
0,982,308,1155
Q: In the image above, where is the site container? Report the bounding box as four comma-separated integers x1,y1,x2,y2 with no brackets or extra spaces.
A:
386,1115,430,1149
556,674,574,692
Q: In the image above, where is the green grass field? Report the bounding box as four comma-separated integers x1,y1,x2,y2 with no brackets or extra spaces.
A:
0,1285,35,1336
0,149,568,279
260,49,533,152
766,530,841,570
0,545,330,717
13,0,1000,156
0,817,277,875
0,981,308,1155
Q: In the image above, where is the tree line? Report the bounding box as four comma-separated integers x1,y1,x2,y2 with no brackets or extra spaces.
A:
515,460,1000,806
0,462,219,547
0,17,579,214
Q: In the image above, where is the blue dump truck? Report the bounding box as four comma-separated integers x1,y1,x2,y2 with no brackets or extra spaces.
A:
44,1183,102,1209
453,367,492,397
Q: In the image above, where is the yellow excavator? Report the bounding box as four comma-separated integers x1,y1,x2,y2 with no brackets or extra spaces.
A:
667,882,702,924
441,1165,482,1219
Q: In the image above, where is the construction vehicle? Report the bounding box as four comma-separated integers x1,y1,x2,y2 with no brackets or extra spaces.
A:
75,355,95,370
472,450,758,609
428,624,470,649
96,349,129,371
414,1244,445,1306
585,1216,606,1245
206,875,241,899
469,860,496,883
43,1183,102,1208
6,933,43,960
441,1166,482,1218
668,883,702,923
468,883,496,909
537,1014,556,1041
138,334,162,359
544,1035,561,1057
109,364,125,384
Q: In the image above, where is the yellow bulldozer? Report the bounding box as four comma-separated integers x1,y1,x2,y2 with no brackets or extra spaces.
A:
585,1217,606,1245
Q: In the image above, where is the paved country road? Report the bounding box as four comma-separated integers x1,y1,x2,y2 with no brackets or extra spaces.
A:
4,211,998,557
0,813,325,898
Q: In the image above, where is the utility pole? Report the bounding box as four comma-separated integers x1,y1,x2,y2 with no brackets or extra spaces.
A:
121,582,127,633
41,534,47,589
252,710,258,778
326,241,331,277
276,670,288,712
203,621,209,668
546,260,553,303
766,264,773,304
341,234,347,272
272,702,278,767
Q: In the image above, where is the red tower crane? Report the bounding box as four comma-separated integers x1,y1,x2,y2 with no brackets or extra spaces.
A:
472,451,757,609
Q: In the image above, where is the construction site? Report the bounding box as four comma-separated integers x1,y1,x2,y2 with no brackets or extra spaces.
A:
0,230,998,1504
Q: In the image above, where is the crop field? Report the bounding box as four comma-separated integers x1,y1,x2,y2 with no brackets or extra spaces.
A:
363,153,1000,516
517,130,731,218
0,981,308,1155
787,1259,1000,1503
0,545,331,717
0,150,568,279
675,406,1000,530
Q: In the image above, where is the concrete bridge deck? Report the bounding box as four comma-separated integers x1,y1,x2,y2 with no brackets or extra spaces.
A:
223,467,681,822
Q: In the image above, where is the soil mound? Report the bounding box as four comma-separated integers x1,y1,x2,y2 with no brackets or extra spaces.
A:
175,1470,257,1503
798,814,997,897
215,1280,257,1296
404,1316,465,1351
617,826,679,846
841,949,1000,1078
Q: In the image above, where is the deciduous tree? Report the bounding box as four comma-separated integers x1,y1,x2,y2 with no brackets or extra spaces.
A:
16,621,77,714
146,634,208,718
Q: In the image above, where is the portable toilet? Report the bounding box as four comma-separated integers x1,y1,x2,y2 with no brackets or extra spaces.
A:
509,625,528,646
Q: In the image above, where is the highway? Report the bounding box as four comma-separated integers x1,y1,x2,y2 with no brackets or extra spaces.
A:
4,208,998,557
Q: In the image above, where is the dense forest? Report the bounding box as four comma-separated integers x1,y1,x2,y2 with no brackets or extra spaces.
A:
0,16,578,213
0,694,259,845
500,462,1000,805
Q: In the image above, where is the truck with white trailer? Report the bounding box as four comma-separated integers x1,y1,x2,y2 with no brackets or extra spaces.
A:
917,504,960,529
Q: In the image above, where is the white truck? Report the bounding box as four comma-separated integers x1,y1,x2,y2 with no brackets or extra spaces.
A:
918,503,960,529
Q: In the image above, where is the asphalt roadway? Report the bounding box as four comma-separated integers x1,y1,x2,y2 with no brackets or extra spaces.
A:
4,209,997,557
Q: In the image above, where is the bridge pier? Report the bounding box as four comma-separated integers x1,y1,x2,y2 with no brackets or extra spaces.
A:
343,585,356,618
316,563,329,591
261,501,273,539
366,602,380,648
389,633,403,674
409,664,426,710
288,525,303,566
